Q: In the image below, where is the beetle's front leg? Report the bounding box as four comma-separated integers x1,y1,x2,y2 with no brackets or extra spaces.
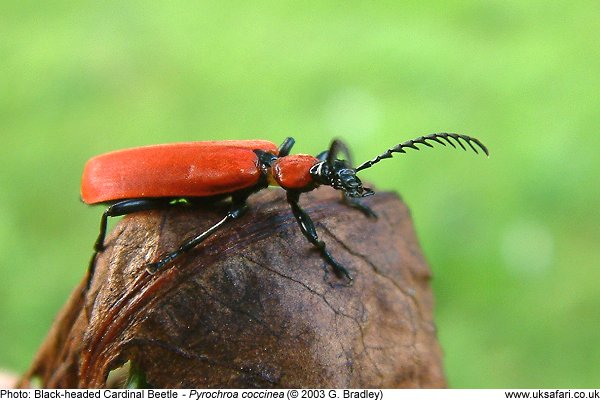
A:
286,191,352,281
341,193,378,218
316,142,376,218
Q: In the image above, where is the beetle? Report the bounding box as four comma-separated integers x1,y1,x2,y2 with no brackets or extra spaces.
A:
82,133,488,285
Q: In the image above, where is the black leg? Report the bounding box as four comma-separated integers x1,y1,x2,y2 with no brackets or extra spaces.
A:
316,140,353,165
88,198,176,288
341,193,378,218
315,150,328,161
315,147,377,219
93,199,177,252
286,191,352,281
278,137,296,157
317,140,376,217
145,198,249,274
325,139,353,166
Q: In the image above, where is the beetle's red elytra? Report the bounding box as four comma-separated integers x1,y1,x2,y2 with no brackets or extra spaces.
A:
82,140,279,203
83,134,488,285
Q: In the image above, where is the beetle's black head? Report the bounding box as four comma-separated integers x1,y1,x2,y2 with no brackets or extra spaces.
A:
310,160,374,198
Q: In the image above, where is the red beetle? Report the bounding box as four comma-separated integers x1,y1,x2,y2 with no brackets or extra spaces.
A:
83,134,488,284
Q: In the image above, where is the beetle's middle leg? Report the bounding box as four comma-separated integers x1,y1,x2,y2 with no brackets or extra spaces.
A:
145,197,249,274
286,191,352,281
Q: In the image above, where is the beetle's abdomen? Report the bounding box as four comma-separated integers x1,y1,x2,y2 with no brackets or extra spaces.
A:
271,154,319,191
81,140,278,204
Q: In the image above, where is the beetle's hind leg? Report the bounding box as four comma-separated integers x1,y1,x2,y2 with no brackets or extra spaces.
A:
145,197,249,274
87,198,178,288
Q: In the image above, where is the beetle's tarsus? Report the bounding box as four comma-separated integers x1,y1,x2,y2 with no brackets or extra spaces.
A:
146,260,169,274
145,262,161,274
86,254,98,289
331,260,353,282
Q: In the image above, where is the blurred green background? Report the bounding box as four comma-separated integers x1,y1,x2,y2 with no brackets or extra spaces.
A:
2,1,599,388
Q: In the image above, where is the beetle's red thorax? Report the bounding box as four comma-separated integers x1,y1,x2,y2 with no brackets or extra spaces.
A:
270,154,319,191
